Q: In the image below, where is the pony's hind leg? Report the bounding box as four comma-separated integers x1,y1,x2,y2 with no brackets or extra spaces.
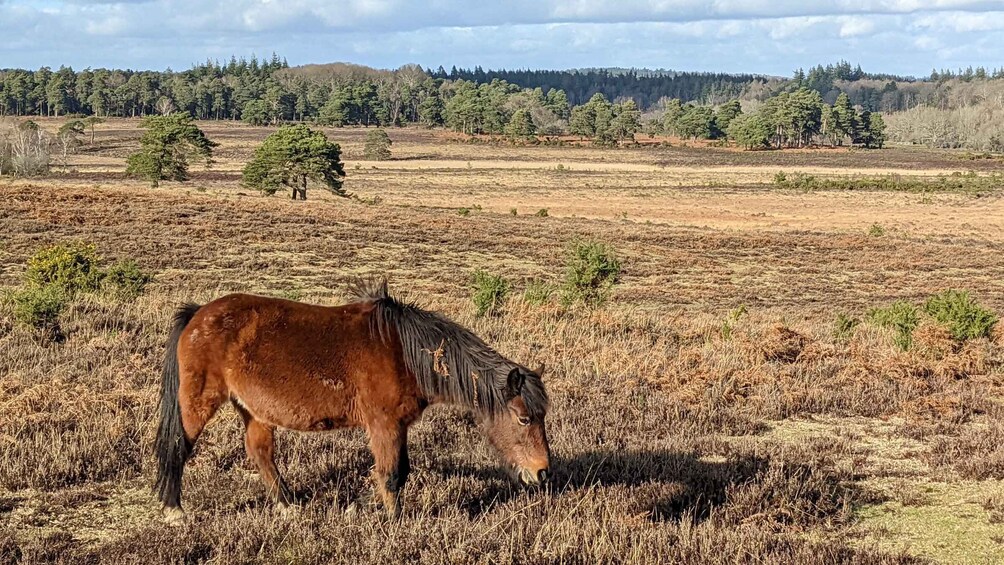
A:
157,362,225,524
233,401,294,507
366,423,409,519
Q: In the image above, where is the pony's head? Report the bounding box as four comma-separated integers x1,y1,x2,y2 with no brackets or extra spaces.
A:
482,365,551,486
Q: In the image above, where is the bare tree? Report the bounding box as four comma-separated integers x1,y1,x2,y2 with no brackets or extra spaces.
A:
155,97,176,116
1,121,53,177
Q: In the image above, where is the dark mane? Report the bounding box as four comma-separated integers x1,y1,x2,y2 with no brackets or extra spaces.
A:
350,279,548,419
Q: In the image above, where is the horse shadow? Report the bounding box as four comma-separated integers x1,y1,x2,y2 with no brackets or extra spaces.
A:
425,449,771,523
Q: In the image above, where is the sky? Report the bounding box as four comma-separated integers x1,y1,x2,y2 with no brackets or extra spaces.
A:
2,1,1003,76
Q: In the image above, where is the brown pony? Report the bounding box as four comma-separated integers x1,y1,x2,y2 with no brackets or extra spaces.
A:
154,280,550,521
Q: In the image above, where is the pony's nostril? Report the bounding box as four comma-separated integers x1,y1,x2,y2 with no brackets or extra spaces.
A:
537,469,549,483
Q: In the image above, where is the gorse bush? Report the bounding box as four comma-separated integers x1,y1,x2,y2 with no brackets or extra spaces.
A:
102,259,153,300
9,284,67,331
560,240,621,307
923,290,997,342
25,242,104,294
470,270,510,317
866,291,998,351
868,301,920,351
8,243,153,333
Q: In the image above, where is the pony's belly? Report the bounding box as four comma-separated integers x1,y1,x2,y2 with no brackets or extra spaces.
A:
230,379,358,432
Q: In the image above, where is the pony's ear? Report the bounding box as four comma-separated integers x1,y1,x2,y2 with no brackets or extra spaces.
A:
534,363,546,378
506,367,525,396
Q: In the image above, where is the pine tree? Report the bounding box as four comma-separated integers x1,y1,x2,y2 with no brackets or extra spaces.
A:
242,124,346,199
125,114,216,187
505,109,536,140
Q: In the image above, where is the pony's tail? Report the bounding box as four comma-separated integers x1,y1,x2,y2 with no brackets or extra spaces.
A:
154,303,201,509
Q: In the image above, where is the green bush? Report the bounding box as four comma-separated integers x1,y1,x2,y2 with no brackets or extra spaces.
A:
523,280,553,306
102,259,152,300
535,208,549,217
868,301,920,350
24,242,103,294
363,128,392,160
470,270,510,317
833,313,860,342
868,224,885,237
560,241,621,307
9,284,67,330
923,290,997,342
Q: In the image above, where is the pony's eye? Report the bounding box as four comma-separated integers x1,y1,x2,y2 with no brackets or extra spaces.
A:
518,416,531,426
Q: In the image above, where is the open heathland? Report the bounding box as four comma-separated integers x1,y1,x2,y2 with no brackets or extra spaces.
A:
2,119,1004,564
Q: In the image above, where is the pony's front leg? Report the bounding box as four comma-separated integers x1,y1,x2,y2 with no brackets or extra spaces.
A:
366,423,409,518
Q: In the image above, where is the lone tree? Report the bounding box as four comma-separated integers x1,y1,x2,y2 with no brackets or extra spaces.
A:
242,124,346,200
81,116,104,145
57,120,85,172
125,114,217,188
363,128,392,160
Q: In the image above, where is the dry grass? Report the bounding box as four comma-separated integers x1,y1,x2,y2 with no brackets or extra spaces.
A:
2,119,1004,563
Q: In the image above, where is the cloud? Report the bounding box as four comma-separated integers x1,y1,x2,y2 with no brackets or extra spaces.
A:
1,1,1002,76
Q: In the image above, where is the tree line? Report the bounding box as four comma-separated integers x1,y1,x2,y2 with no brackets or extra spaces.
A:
429,66,757,108
7,56,1004,125
642,89,885,149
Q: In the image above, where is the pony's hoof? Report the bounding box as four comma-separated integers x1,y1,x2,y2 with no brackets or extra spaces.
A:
162,506,187,525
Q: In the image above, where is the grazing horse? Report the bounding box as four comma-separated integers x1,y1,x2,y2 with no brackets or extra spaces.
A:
154,280,550,521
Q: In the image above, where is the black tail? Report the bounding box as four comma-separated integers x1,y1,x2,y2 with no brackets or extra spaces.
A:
154,303,201,509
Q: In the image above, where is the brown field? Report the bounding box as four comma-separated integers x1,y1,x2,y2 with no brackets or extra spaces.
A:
2,119,1004,564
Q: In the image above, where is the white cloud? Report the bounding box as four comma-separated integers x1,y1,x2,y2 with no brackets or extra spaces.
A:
912,10,1004,31
1,1,1003,76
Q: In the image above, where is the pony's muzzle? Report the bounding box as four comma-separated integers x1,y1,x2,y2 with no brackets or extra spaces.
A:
516,466,550,486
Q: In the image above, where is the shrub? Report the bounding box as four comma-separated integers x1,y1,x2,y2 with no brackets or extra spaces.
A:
363,128,392,160
773,171,818,191
25,242,104,294
923,290,997,342
523,280,553,306
102,259,152,300
868,301,920,350
535,208,549,217
560,241,621,307
867,224,885,237
833,314,860,342
470,270,510,317
457,207,471,217
9,284,67,331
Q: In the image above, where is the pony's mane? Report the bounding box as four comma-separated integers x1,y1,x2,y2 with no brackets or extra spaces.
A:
350,279,548,419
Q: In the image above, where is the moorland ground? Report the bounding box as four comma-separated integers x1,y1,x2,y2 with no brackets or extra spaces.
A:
2,120,1004,564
